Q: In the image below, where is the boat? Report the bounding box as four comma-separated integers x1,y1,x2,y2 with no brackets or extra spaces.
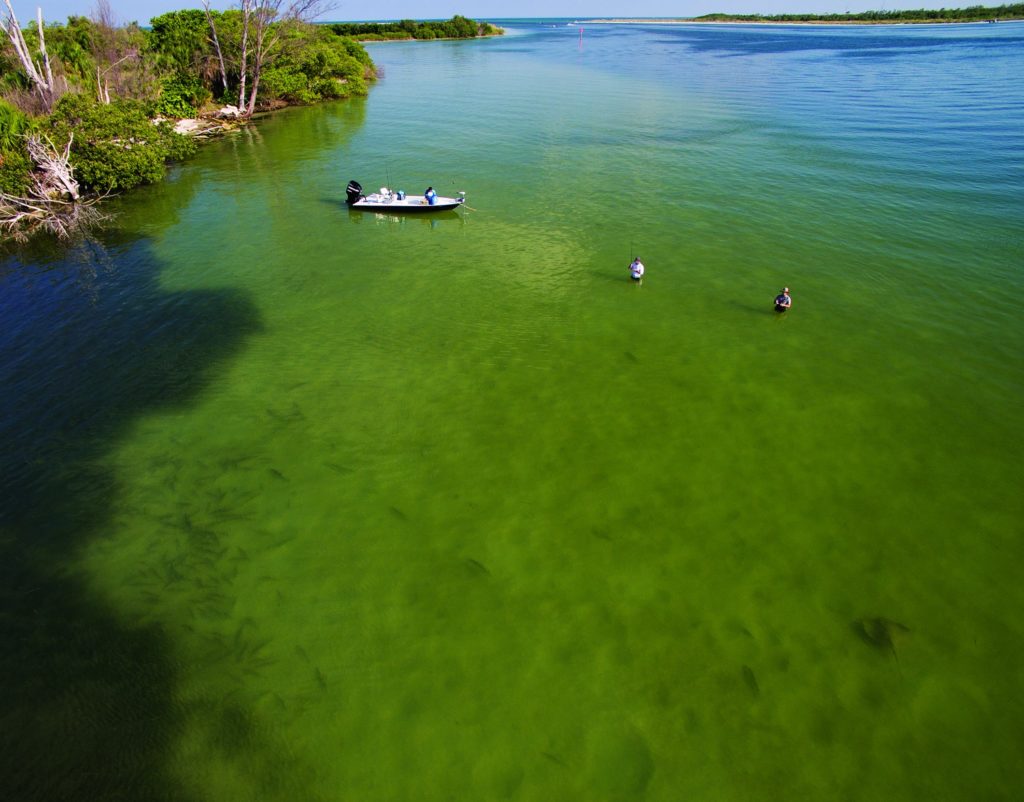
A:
346,180,465,212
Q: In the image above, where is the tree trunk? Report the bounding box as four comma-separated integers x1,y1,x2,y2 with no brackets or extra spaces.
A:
2,0,55,109
239,1,334,118
201,0,229,97
36,8,55,93
237,0,251,110
245,56,262,116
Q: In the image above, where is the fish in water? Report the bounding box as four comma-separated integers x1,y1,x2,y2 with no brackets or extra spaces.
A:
542,751,567,768
466,558,491,576
266,402,306,423
741,664,760,697
852,616,910,661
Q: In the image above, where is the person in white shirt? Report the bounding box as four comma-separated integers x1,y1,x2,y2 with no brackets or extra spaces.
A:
628,257,645,282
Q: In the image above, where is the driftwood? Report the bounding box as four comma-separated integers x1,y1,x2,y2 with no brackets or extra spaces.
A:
26,134,80,200
0,134,105,241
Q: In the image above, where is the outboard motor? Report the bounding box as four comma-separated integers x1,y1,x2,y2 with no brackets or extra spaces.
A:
346,180,363,206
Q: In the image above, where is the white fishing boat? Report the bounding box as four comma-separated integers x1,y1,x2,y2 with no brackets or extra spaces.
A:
346,180,465,212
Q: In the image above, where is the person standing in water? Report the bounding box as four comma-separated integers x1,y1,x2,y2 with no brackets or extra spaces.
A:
629,257,645,282
774,287,792,312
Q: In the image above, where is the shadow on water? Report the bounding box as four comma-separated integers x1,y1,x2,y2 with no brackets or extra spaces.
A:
728,299,781,316
0,226,262,801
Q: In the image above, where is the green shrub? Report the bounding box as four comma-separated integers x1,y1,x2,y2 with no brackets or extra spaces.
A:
258,35,370,105
0,99,33,151
0,100,32,193
0,147,31,194
155,73,210,118
43,16,97,84
46,94,196,192
337,36,374,68
259,66,310,103
156,120,198,163
145,9,210,73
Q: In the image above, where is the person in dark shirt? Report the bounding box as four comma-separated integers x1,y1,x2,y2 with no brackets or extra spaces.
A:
774,287,792,312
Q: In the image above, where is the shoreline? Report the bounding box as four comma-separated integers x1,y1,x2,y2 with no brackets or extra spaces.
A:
575,18,1017,26
354,32,503,43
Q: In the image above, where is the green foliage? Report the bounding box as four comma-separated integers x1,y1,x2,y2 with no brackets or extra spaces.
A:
297,37,368,94
0,101,34,193
260,66,314,104
45,94,196,192
335,38,371,63
695,3,1024,22
0,100,34,194
38,17,97,84
0,147,32,194
155,73,210,118
0,99,34,151
329,15,502,40
0,102,35,194
146,9,212,72
257,27,370,104
156,119,197,163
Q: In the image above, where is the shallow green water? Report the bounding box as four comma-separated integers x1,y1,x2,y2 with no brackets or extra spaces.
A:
2,21,1023,801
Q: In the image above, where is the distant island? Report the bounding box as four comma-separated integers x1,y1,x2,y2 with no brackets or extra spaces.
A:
328,17,503,41
584,3,1024,24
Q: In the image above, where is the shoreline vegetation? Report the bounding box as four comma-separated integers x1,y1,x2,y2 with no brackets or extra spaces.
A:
328,17,503,42
581,3,1024,25
0,4,498,241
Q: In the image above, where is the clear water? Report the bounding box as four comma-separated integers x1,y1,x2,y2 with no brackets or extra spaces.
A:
2,20,1023,801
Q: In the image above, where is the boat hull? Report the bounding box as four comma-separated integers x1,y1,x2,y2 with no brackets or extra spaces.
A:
349,193,464,213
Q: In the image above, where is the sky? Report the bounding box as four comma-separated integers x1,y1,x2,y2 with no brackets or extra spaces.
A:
4,1,941,27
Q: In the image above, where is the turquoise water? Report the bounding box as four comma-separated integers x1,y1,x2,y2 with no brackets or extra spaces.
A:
2,20,1023,801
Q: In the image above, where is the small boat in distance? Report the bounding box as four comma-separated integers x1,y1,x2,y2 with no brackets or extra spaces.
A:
346,180,465,212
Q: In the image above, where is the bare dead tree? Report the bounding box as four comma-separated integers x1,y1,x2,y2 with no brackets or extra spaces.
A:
237,0,251,110
89,0,150,102
1,134,105,241
92,0,115,101
91,0,119,100
2,0,58,110
92,0,116,49
240,0,335,117
94,52,136,104
201,0,230,98
35,8,55,94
